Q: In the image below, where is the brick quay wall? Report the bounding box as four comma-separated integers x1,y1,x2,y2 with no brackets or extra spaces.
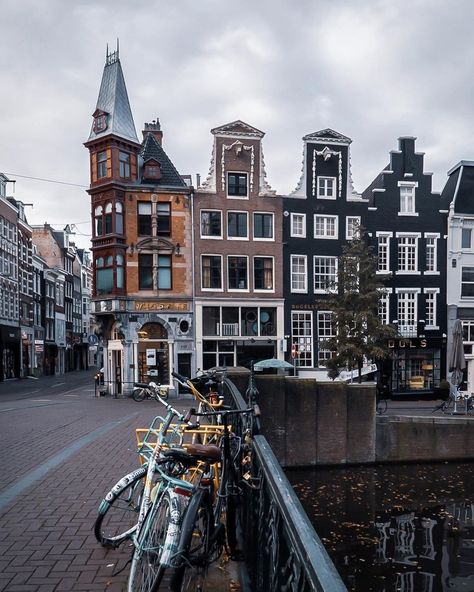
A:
241,375,474,467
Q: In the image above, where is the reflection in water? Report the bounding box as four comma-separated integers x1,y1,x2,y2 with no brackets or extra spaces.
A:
287,462,474,591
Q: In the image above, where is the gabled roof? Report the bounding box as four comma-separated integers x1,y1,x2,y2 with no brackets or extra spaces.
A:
140,133,187,188
303,128,352,144
443,161,474,214
87,52,139,145
210,120,265,138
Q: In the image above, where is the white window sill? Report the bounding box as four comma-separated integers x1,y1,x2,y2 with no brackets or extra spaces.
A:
201,235,223,240
424,271,440,275
201,288,224,292
398,212,419,217
290,234,306,239
395,271,421,275
253,238,274,242
425,325,439,330
314,235,338,240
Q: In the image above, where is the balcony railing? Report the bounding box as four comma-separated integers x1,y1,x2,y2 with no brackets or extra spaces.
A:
398,324,418,338
221,322,239,336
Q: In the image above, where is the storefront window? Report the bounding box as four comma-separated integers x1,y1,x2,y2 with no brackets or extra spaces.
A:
391,348,440,393
203,307,220,336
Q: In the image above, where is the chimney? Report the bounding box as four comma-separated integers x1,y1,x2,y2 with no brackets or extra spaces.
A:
143,119,163,144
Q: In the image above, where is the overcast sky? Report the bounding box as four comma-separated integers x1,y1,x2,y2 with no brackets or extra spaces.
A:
1,0,474,249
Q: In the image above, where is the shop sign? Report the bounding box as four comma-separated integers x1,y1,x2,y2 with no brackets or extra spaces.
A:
108,339,123,351
135,301,189,312
388,338,427,349
35,344,44,353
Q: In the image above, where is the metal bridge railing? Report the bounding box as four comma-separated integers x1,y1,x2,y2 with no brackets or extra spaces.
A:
223,377,347,592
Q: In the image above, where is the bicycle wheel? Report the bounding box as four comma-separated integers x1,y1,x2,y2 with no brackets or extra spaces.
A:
133,388,146,402
128,490,173,592
94,466,147,547
169,490,213,592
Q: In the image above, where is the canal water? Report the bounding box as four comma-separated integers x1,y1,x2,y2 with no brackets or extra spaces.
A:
287,462,474,592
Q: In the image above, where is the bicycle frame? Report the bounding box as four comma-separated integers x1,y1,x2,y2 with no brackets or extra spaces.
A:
172,370,225,412
131,396,194,553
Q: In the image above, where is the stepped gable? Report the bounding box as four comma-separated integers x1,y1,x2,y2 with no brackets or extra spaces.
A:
140,132,187,187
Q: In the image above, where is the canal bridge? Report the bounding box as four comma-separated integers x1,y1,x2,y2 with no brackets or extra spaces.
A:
222,369,474,591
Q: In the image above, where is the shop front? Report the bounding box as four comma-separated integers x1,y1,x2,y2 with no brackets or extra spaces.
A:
380,337,446,397
0,325,20,380
196,303,282,370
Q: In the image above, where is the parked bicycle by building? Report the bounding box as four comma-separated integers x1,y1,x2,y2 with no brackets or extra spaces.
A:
132,381,169,402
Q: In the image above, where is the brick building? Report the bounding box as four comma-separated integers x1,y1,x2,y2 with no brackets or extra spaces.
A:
85,49,192,394
194,121,284,369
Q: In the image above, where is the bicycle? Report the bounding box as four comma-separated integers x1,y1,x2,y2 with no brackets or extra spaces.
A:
94,396,192,549
169,406,261,591
133,381,169,402
172,370,226,413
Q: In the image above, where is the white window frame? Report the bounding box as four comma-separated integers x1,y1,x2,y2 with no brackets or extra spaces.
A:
424,289,439,329
461,227,472,250
291,311,313,368
424,233,439,274
290,213,306,238
461,267,474,299
378,289,390,325
396,289,420,333
290,255,307,293
227,211,249,241
346,216,361,240
253,212,274,242
398,181,418,216
314,215,338,239
317,176,336,199
227,255,249,292
200,254,223,292
200,209,223,240
317,311,334,364
227,171,248,199
253,256,274,292
313,256,338,293
396,233,420,274
376,232,392,273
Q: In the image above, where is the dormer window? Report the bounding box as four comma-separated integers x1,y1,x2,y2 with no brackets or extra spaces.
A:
92,110,108,133
144,160,162,180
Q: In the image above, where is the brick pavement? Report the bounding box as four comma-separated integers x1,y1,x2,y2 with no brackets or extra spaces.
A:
0,373,241,591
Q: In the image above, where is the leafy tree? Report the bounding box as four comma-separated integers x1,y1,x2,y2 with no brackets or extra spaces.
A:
320,226,396,382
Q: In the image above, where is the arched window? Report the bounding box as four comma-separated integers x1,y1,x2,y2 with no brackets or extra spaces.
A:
104,203,113,234
94,205,103,236
116,202,123,235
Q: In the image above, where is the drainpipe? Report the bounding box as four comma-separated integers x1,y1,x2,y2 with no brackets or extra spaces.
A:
190,185,196,375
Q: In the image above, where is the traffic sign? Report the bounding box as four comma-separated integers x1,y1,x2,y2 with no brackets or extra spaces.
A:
291,343,298,359
88,334,99,345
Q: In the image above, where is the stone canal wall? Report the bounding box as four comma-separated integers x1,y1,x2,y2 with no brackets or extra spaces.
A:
376,415,474,463
251,375,474,467
255,376,376,466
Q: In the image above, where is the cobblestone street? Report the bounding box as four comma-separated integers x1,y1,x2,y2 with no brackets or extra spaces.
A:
0,371,238,591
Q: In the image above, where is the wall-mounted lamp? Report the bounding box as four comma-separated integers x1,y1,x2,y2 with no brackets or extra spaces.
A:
127,243,135,256
175,243,181,256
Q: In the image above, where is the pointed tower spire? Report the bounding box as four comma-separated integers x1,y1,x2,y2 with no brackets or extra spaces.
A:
87,46,139,145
